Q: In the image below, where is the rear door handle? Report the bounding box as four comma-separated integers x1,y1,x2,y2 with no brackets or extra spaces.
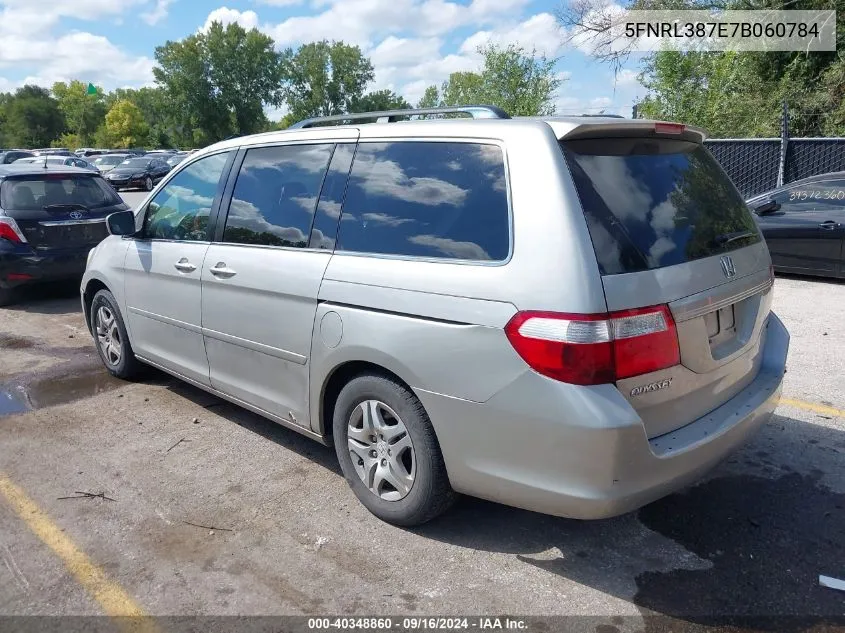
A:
819,220,839,230
209,262,237,278
174,258,196,273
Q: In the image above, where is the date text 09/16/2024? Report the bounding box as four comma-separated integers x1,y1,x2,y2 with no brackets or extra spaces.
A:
307,617,528,630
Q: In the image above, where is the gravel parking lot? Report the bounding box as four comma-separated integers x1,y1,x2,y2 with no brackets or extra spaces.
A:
0,193,843,629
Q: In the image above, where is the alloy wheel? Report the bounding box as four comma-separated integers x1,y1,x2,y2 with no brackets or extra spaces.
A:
347,400,416,501
95,306,122,366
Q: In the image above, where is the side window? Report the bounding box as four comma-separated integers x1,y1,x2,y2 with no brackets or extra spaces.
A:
222,143,334,248
336,142,510,261
142,152,230,241
777,181,845,213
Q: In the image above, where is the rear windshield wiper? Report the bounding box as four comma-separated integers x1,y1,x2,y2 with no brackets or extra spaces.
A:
43,203,90,212
713,230,756,247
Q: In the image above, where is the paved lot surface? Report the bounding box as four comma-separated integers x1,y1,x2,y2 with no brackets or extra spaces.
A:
0,210,843,629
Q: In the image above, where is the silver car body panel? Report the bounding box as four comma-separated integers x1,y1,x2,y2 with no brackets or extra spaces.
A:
82,114,789,520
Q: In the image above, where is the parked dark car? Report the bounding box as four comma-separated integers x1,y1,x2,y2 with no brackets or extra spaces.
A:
0,165,129,306
104,157,170,191
0,150,35,164
747,172,845,278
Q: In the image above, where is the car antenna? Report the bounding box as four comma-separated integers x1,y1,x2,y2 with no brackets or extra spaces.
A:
42,152,48,169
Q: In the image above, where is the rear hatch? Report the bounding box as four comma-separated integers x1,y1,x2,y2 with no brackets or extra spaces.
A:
561,128,773,439
0,172,127,250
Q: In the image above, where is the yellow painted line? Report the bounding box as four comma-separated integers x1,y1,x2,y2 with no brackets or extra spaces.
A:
779,397,845,418
0,473,158,633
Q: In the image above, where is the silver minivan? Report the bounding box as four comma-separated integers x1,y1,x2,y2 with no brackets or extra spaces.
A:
82,106,789,526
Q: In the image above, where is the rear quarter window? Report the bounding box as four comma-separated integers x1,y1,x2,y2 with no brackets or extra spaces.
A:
336,141,510,261
562,138,760,275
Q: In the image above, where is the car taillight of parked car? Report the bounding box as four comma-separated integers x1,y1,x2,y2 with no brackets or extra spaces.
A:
504,304,680,385
0,217,27,243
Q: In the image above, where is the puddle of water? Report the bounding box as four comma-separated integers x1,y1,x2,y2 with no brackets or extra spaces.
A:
0,387,29,415
26,367,122,409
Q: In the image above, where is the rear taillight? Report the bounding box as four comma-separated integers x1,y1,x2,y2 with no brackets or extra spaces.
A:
0,218,26,243
505,304,680,385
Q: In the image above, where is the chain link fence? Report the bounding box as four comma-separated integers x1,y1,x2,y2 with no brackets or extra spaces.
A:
704,139,782,199
705,137,845,198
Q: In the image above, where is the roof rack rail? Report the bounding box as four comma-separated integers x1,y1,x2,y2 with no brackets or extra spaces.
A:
289,105,510,129
578,113,625,118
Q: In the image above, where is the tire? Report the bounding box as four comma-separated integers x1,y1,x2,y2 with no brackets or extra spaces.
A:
333,373,456,526
90,289,143,379
144,176,153,191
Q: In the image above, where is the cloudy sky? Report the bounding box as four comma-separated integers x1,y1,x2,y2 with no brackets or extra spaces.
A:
0,0,646,119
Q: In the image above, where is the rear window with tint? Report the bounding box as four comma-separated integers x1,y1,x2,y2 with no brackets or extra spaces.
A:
336,142,510,261
561,138,760,275
1,175,122,211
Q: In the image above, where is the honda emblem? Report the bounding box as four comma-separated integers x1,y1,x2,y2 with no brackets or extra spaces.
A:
720,255,736,278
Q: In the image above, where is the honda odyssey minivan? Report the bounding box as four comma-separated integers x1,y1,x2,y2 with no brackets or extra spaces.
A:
82,106,789,526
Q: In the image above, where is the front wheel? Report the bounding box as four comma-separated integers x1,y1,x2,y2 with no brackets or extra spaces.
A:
90,289,142,379
333,374,456,526
144,176,153,191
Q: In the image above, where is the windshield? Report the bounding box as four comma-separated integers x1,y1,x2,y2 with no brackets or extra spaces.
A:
561,138,761,275
95,156,125,166
121,158,151,169
1,175,123,210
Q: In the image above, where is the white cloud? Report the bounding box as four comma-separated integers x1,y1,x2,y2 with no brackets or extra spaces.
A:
459,13,563,58
201,7,260,32
262,0,533,48
141,0,174,25
5,32,154,89
0,0,154,91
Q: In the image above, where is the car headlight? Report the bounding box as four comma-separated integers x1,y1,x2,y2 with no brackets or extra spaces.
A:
133,173,145,179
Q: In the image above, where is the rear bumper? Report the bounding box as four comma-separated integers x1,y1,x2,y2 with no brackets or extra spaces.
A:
0,243,91,289
417,313,789,520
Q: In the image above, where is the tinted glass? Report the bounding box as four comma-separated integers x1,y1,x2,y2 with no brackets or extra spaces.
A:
309,144,355,250
772,181,845,214
1,175,122,210
562,138,761,275
142,152,230,241
222,144,333,247
336,142,510,261
95,155,125,166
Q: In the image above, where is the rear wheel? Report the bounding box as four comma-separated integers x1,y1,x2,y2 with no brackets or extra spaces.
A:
144,176,153,191
333,374,456,526
90,289,142,379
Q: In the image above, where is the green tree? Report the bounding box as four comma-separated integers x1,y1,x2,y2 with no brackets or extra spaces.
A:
203,21,285,135
440,72,485,107
421,44,562,116
416,85,440,109
154,22,285,144
103,100,149,148
155,33,231,146
351,89,410,113
2,86,65,148
281,40,375,119
560,0,845,136
52,80,107,146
